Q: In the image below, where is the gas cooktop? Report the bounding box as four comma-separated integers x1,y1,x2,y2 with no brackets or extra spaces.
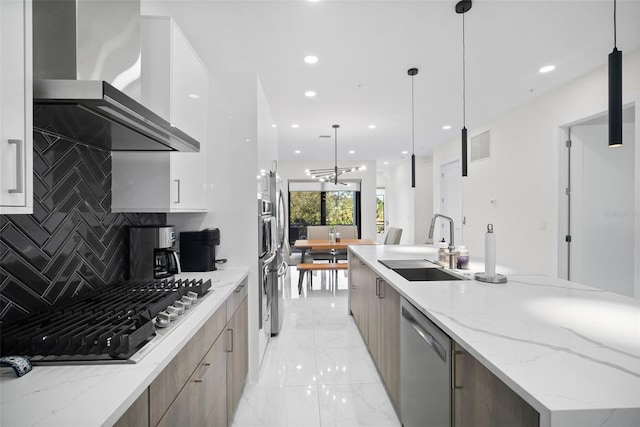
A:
0,278,211,364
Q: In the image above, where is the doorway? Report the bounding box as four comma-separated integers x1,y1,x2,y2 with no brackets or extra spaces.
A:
559,105,636,297
438,160,462,246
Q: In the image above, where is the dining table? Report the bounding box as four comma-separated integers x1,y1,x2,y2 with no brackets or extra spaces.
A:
294,238,377,263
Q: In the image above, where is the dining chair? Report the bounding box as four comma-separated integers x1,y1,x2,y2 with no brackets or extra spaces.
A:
384,227,403,245
306,225,334,261
333,225,358,262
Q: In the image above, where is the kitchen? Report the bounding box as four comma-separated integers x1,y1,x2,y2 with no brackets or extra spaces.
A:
1,0,639,426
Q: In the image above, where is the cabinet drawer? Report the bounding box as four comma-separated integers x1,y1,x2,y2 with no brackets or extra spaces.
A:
114,389,149,427
150,303,227,426
157,329,227,427
226,278,248,322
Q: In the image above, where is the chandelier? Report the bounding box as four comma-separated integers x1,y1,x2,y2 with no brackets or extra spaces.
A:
305,124,366,184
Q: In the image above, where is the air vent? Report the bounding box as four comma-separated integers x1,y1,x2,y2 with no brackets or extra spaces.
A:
319,135,331,139
471,130,490,162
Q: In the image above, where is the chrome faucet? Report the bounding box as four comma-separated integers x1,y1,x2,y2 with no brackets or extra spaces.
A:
428,214,456,268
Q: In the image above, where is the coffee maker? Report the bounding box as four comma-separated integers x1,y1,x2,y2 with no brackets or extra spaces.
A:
130,225,181,280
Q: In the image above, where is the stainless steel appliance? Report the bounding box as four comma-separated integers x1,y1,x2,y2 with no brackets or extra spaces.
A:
401,297,452,427
130,226,181,280
258,197,277,340
0,278,211,364
31,0,199,153
267,170,288,335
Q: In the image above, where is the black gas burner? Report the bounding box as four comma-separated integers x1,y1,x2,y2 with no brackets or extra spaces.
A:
0,278,211,364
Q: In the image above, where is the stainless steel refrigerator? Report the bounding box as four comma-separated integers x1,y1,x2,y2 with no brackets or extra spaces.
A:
267,170,287,335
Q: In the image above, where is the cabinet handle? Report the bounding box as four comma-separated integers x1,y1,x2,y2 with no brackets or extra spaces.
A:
235,285,244,293
225,328,234,353
194,363,212,383
378,279,385,299
452,349,462,427
174,179,181,203
452,350,463,390
8,139,23,194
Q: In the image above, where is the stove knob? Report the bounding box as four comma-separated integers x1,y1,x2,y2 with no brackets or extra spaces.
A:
173,300,187,313
157,311,171,327
187,291,199,302
165,306,179,320
182,295,196,306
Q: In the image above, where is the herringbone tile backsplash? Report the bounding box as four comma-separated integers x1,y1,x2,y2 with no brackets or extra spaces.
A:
0,131,166,322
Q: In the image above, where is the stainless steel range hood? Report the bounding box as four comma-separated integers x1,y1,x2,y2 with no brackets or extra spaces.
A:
32,0,199,152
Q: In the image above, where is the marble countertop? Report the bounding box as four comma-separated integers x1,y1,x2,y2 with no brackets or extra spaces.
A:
0,268,249,427
350,244,640,427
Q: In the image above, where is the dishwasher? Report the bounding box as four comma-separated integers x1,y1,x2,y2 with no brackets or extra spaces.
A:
400,297,452,427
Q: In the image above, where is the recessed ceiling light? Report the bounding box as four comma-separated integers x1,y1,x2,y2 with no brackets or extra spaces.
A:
272,124,277,128
539,65,556,73
294,150,301,154
188,93,200,99
291,124,299,128
304,55,319,64
305,91,316,97
348,150,355,154
383,161,389,165
368,124,376,129
245,139,251,142
442,125,452,130
401,150,409,154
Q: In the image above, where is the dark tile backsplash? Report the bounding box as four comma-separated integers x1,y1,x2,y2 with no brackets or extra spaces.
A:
0,131,166,322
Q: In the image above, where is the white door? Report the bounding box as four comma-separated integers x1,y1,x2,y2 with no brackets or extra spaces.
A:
562,112,636,297
439,160,462,246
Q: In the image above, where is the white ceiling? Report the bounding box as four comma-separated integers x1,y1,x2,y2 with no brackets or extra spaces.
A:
142,0,640,171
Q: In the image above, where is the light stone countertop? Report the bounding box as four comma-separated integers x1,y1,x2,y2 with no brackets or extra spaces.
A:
349,244,640,427
0,268,249,427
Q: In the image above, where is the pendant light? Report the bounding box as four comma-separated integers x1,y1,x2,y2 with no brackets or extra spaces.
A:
305,125,365,184
609,0,622,147
456,0,472,177
408,68,418,188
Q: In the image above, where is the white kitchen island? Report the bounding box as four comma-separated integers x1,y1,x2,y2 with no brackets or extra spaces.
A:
349,244,640,427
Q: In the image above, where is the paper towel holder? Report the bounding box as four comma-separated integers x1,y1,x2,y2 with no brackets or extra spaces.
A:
475,223,507,283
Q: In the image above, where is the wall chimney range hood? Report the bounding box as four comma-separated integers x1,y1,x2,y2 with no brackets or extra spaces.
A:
34,80,199,152
32,0,199,152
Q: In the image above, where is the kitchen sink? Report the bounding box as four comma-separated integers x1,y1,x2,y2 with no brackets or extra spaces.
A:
378,259,468,281
391,267,464,281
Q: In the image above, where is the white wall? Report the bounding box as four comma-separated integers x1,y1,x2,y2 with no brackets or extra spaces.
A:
379,156,433,244
433,49,640,298
168,72,272,382
278,160,377,240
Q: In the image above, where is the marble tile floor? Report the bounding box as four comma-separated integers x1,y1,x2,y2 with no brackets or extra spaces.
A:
231,268,401,427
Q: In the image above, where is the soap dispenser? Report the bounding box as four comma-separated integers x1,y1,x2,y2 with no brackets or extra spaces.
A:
438,239,448,265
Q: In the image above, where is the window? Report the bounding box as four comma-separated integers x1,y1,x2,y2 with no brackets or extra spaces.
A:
288,180,361,244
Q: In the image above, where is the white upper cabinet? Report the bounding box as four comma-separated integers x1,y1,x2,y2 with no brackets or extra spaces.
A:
1,0,33,214
112,16,208,213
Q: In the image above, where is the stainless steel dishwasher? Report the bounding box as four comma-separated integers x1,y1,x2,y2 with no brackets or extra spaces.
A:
400,297,452,427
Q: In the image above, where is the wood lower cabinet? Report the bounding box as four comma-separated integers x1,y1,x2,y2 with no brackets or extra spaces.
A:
453,341,539,427
115,280,248,427
114,389,149,427
378,279,400,409
227,296,249,425
349,253,372,344
157,332,227,427
349,254,400,412
149,303,227,426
